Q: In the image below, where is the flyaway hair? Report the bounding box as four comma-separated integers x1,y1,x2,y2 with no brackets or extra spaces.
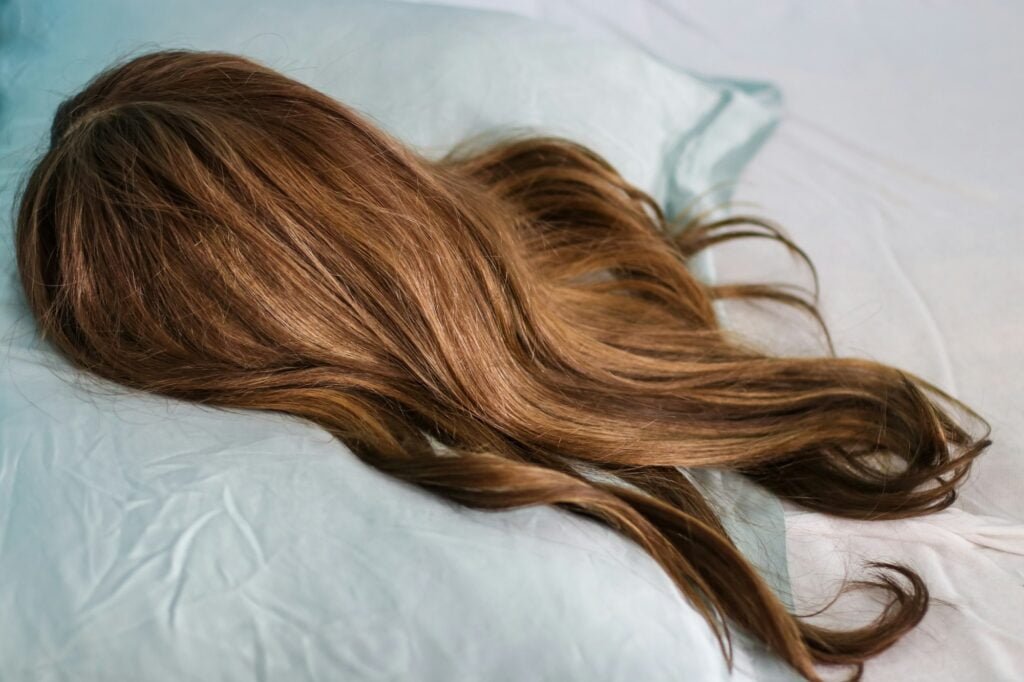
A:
13,49,991,682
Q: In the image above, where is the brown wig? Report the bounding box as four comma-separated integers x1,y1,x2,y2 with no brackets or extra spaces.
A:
13,49,990,681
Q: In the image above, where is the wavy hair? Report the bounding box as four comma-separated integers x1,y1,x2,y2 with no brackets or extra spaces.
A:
13,49,990,681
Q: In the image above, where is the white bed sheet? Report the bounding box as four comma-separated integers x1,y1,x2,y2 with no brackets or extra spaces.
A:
403,1,1024,680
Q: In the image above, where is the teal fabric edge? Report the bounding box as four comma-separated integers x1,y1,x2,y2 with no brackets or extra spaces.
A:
672,76,802,681
667,77,797,616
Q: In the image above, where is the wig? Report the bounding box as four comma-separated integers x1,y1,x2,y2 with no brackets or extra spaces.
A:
13,49,991,681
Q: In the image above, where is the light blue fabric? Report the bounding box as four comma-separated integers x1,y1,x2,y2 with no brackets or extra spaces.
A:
0,1,796,680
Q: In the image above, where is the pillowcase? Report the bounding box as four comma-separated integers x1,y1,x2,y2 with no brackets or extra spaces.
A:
0,1,793,680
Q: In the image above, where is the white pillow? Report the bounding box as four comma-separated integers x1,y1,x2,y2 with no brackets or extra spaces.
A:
0,1,794,680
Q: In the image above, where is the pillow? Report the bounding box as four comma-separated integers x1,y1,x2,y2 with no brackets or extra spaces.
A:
0,2,793,680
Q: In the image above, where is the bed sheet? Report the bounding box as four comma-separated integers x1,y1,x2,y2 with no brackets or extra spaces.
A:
401,1,1024,680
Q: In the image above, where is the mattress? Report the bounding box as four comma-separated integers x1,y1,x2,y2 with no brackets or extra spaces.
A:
414,1,1024,680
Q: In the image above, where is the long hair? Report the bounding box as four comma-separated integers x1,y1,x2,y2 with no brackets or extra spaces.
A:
13,49,990,681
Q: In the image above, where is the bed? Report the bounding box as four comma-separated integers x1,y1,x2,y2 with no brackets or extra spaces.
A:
2,1,1021,680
